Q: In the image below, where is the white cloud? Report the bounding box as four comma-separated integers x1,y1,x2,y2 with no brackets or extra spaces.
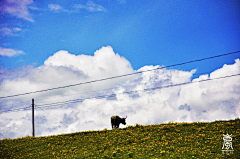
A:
44,46,133,80
48,4,64,12
0,27,22,37
13,27,22,32
0,0,34,22
0,47,25,57
0,27,13,36
74,1,106,12
0,46,239,139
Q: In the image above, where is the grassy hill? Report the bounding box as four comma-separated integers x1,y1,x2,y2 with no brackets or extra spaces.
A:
1,118,239,158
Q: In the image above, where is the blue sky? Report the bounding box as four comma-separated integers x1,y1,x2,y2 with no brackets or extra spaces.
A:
0,0,240,139
1,0,239,73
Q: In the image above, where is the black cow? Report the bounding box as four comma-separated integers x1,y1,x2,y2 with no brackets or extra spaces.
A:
111,116,127,129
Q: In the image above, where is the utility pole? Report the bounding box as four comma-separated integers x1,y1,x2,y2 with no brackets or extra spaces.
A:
32,98,35,137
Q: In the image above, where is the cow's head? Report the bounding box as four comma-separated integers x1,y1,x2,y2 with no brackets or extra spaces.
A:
122,116,127,125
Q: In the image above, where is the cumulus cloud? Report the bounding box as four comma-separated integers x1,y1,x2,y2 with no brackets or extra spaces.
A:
0,47,25,57
0,46,239,139
44,46,133,80
0,0,34,22
74,1,106,12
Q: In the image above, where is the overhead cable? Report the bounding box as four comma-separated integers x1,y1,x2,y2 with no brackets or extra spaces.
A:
34,65,240,102
35,73,240,109
0,111,24,129
0,105,32,114
1,73,239,112
1,51,239,99
38,107,68,127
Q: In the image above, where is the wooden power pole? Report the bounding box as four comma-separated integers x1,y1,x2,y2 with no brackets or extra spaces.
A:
32,98,35,137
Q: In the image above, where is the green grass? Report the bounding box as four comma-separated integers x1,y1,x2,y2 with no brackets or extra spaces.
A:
1,118,239,158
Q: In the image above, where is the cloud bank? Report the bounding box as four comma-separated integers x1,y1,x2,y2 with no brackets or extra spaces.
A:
0,46,239,139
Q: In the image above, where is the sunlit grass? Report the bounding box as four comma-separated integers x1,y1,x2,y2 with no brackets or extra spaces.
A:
0,118,239,158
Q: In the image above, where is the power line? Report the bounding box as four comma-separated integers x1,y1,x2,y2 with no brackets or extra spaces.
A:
0,106,68,129
1,64,239,108
2,73,239,112
1,64,237,115
38,107,68,127
0,105,32,114
0,111,24,129
1,51,239,99
33,65,240,103
0,73,238,128
0,100,32,108
35,73,240,110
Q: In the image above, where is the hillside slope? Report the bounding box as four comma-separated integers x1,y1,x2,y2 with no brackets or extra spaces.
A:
1,118,239,158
